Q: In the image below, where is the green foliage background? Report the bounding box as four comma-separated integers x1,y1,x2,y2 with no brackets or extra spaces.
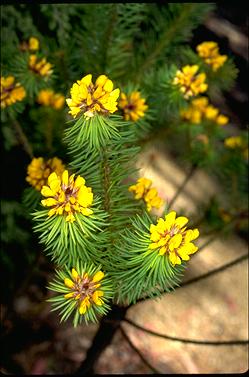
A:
1,3,248,324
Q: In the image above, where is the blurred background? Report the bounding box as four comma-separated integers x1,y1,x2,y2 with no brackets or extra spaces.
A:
1,3,248,374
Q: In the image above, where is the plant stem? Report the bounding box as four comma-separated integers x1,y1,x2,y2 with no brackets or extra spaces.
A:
45,114,53,153
189,210,248,252
74,304,129,375
168,163,197,210
102,150,111,214
12,120,34,159
122,318,249,346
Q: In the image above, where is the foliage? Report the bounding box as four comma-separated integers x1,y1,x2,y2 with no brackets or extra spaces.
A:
1,3,248,328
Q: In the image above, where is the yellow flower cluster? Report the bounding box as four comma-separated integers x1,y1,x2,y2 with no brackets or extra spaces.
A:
29,55,53,77
224,136,248,160
41,170,93,223
129,177,164,212
26,157,65,191
173,65,208,99
64,268,105,315
196,41,227,71
66,74,120,119
1,76,26,108
181,96,229,125
118,91,148,121
20,37,39,52
149,211,199,266
37,89,65,110
224,136,244,149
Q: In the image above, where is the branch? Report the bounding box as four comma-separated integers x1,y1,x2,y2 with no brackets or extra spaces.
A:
167,164,197,210
196,233,223,254
132,253,248,306
190,212,248,256
102,151,111,213
12,120,34,159
190,212,241,241
180,253,248,289
74,305,129,375
123,318,249,346
119,326,162,374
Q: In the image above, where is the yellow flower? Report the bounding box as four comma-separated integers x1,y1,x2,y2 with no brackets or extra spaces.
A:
196,41,227,71
37,89,53,106
129,177,164,212
205,105,219,121
196,41,218,58
0,76,26,108
66,74,120,119
224,136,243,149
29,55,53,77
41,170,93,222
37,89,65,110
173,65,208,99
216,114,229,126
64,268,105,315
26,157,65,191
129,177,152,199
29,37,39,51
181,96,229,125
211,55,227,71
20,37,39,52
181,97,208,123
52,93,65,110
224,136,248,160
118,91,148,121
149,211,199,266
144,188,164,212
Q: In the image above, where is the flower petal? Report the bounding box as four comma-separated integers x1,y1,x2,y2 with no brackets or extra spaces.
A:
92,271,104,283
169,233,182,251
164,211,176,229
64,278,74,288
175,216,188,229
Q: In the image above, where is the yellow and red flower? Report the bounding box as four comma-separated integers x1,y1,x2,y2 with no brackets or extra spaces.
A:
173,65,208,99
181,96,229,125
149,211,199,266
20,37,39,52
119,91,148,121
41,170,93,223
1,76,26,108
66,74,120,119
224,136,248,160
64,268,105,315
29,55,53,77
129,177,164,212
37,89,65,110
196,41,227,71
26,157,65,191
